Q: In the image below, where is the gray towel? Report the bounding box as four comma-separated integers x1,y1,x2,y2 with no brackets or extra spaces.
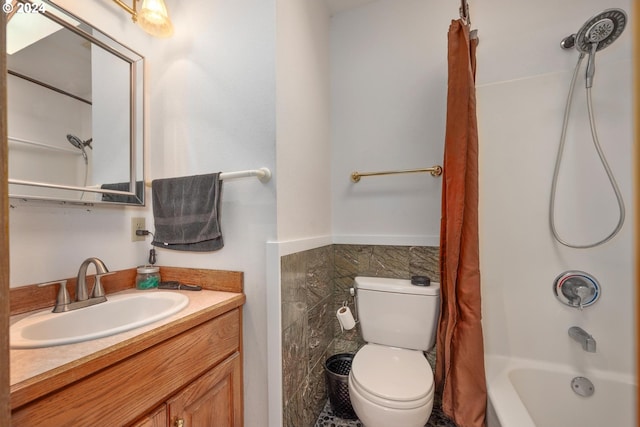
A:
151,173,224,252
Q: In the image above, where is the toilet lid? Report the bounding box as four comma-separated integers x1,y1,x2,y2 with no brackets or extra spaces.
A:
351,344,433,402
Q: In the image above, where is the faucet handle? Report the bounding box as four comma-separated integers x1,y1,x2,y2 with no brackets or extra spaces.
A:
92,272,115,298
38,280,71,312
574,285,592,310
554,271,600,309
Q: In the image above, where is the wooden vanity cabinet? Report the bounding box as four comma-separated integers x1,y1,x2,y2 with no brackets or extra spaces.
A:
167,351,242,426
131,405,167,427
131,352,242,427
11,306,244,427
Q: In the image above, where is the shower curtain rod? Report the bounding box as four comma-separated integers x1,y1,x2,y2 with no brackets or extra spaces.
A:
350,165,443,183
460,0,471,25
459,1,479,41
144,167,272,186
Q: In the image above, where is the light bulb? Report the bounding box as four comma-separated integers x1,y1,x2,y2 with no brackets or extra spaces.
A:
137,0,173,38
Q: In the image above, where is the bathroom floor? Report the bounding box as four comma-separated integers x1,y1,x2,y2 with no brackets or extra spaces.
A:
314,392,458,427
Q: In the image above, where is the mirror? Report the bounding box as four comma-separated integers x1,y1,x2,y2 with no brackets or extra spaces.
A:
6,0,145,205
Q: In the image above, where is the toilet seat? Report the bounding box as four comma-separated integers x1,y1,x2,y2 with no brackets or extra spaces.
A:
350,344,434,410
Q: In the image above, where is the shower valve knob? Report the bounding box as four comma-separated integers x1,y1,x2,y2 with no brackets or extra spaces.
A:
553,271,600,309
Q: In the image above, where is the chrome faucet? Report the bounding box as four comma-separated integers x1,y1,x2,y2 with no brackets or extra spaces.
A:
568,326,596,353
40,257,112,313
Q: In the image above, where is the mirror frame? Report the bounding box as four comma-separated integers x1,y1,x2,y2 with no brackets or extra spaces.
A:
7,0,145,206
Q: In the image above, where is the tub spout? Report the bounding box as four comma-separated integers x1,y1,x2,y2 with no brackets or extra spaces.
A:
568,326,596,353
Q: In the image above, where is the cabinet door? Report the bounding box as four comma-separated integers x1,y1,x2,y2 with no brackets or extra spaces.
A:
130,405,167,427
167,352,242,427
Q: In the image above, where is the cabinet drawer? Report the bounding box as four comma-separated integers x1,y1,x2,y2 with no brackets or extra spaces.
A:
12,309,240,426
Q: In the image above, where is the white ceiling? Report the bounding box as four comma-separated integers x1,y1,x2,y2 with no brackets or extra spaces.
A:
324,0,378,15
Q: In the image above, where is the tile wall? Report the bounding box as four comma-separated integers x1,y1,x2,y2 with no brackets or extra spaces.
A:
281,244,439,427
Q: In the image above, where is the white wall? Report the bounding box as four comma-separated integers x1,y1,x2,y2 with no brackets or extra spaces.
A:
276,0,332,241
9,1,277,426
268,0,332,424
475,0,634,375
330,0,458,247
149,4,277,425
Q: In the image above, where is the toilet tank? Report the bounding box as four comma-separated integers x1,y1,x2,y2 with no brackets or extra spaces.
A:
354,276,440,351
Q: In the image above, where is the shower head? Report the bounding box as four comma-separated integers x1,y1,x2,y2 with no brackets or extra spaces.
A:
67,134,84,150
67,134,92,149
560,8,627,89
66,134,89,164
560,9,627,52
574,8,627,54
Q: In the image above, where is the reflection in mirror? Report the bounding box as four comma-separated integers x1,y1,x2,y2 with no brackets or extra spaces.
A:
6,0,145,205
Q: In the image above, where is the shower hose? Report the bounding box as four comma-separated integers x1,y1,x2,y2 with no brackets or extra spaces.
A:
549,53,626,249
79,157,89,200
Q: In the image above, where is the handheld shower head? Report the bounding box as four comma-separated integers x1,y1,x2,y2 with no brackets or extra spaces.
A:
67,134,92,149
560,9,627,89
66,134,84,150
66,134,88,164
574,8,627,54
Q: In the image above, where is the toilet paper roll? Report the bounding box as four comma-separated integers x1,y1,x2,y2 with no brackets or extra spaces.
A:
337,306,356,331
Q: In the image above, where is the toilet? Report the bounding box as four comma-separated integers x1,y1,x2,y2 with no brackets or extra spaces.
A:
348,276,440,427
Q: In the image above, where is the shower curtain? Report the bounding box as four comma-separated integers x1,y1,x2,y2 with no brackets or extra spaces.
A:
435,19,487,427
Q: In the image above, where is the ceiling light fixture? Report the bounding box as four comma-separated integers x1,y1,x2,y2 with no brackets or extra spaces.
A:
111,0,174,38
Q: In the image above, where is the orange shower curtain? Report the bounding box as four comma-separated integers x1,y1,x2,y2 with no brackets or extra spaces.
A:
435,19,487,427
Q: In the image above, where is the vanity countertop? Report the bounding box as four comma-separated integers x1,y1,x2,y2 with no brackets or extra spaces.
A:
10,288,245,410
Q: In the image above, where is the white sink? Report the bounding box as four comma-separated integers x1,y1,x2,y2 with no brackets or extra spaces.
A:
10,291,189,349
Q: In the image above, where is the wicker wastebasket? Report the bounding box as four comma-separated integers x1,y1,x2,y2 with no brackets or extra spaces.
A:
324,353,357,420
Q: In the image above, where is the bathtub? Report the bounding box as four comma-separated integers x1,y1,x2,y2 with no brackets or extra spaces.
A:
485,355,637,427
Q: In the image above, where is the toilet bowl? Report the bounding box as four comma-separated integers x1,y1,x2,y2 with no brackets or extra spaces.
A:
348,343,434,427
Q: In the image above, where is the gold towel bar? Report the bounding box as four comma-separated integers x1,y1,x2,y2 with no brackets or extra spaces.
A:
351,166,443,183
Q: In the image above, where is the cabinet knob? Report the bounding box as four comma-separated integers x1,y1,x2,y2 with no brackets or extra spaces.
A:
174,418,185,427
